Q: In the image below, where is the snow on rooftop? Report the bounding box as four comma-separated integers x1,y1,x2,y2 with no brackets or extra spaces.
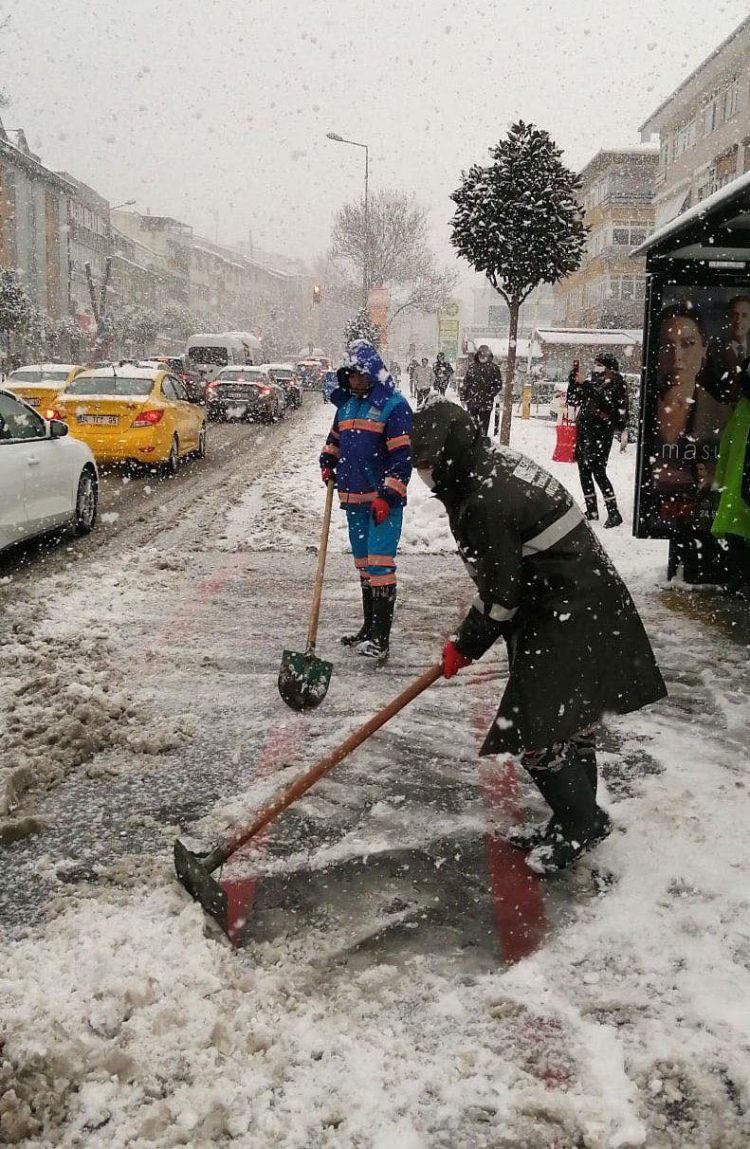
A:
631,169,750,258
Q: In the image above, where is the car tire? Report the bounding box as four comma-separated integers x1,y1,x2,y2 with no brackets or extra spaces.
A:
166,435,179,476
197,424,207,459
74,466,98,536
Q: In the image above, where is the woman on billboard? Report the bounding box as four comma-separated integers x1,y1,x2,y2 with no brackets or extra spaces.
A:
652,303,728,526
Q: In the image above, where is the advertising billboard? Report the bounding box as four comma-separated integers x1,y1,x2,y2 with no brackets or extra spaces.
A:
437,299,461,364
636,283,750,538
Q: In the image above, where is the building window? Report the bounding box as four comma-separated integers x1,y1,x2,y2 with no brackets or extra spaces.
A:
724,76,740,122
702,95,720,135
715,147,739,190
696,167,715,201
611,221,649,248
487,305,504,330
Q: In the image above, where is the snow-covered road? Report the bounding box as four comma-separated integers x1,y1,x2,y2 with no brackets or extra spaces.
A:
1,400,749,1147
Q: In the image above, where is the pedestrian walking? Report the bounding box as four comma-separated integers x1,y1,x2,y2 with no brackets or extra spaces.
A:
568,352,629,528
389,360,402,390
320,341,413,661
411,397,666,874
432,351,454,395
407,358,419,398
459,344,503,434
414,357,432,406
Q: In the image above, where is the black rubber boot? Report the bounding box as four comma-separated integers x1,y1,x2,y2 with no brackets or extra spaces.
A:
358,585,396,661
341,583,373,646
506,744,599,851
584,495,599,521
523,752,611,875
602,496,623,529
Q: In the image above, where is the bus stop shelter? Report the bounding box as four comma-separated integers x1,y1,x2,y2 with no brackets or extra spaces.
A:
631,171,750,582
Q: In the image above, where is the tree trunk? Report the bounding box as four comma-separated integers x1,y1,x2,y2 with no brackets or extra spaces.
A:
499,297,520,446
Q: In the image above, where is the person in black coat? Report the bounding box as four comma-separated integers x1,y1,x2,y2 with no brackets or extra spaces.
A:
460,345,503,433
568,352,629,528
432,352,454,395
411,397,666,875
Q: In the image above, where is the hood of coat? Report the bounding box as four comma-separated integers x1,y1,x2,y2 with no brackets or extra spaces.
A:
474,345,494,364
412,395,485,501
330,340,396,410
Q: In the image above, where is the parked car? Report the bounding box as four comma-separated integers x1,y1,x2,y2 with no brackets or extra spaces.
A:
0,388,98,554
52,364,206,474
5,363,83,417
262,363,302,410
206,366,285,423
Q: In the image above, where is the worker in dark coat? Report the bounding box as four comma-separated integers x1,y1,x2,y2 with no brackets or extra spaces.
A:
567,352,629,528
459,345,504,433
412,397,667,875
433,352,454,395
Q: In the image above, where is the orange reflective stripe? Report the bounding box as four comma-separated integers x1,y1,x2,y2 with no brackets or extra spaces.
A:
354,556,369,569
385,476,407,496
325,443,340,457
370,573,397,587
368,555,396,568
338,418,384,433
386,434,411,451
339,490,377,505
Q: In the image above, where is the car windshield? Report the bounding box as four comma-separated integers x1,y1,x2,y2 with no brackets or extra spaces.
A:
220,369,265,382
271,369,293,379
66,375,155,397
9,367,71,383
188,346,229,366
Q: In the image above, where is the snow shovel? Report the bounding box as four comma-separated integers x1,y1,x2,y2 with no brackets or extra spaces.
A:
174,661,444,937
277,478,336,711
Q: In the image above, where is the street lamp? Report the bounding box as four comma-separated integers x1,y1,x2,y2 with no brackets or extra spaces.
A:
111,199,136,211
326,131,369,307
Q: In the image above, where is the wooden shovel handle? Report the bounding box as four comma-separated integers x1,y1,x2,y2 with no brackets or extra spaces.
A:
306,479,335,653
211,663,444,869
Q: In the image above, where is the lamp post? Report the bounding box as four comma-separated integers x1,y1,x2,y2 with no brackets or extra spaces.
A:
326,131,369,308
111,199,136,211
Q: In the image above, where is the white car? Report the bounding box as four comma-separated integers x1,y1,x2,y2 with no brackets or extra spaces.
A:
0,388,99,554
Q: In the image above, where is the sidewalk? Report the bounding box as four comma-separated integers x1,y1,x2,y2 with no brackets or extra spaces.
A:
1,403,749,1147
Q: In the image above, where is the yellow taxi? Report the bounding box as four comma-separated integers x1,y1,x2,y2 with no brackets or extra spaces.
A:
53,364,206,472
5,363,83,416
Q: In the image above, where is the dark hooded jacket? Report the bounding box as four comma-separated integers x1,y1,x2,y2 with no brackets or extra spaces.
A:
460,349,503,412
412,397,666,754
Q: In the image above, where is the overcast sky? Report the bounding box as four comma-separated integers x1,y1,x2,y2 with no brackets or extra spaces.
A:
3,0,749,294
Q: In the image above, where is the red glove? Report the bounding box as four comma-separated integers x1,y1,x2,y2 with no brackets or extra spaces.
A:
442,641,472,679
371,497,390,525
321,467,336,486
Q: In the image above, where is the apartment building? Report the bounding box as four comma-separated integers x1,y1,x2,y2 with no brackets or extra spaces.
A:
639,15,750,227
0,120,71,320
554,147,657,329
58,174,112,325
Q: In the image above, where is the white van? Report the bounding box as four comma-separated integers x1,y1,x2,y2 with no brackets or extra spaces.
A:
185,332,263,382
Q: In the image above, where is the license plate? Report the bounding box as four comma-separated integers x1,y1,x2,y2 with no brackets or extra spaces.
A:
77,414,118,426
226,406,245,419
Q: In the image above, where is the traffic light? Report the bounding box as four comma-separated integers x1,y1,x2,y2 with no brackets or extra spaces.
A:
312,284,322,304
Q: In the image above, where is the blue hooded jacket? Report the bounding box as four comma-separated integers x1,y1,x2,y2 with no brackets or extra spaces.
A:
320,341,413,507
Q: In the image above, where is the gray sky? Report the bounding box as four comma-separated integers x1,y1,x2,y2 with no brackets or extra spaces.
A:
4,0,749,292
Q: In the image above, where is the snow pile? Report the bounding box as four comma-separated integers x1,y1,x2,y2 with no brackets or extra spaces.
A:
221,403,454,555
0,600,194,828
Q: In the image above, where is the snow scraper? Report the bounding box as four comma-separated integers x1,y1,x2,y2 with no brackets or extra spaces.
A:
174,662,443,938
278,479,335,711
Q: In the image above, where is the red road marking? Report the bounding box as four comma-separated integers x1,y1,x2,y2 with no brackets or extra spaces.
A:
218,717,311,944
469,672,549,965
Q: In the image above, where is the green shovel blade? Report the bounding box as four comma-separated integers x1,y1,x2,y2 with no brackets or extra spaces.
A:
277,649,333,711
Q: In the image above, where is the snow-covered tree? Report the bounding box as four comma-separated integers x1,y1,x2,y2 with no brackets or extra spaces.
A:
0,267,31,357
329,189,457,326
343,309,382,350
451,122,586,443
